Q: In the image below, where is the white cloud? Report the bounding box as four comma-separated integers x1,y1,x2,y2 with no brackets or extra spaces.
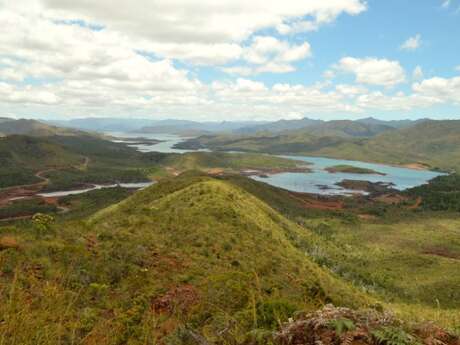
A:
335,57,406,87
0,6,205,110
222,36,311,75
41,0,367,44
455,65,460,72
335,84,368,98
412,76,460,105
0,0,459,121
413,66,424,80
0,83,60,105
221,66,253,77
277,20,319,34
355,91,440,111
244,36,311,67
0,68,25,82
400,34,422,51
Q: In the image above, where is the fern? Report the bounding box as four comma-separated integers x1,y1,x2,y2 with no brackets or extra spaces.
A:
372,327,417,345
327,318,356,336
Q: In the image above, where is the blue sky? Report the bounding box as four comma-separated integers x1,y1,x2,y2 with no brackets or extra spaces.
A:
0,0,459,121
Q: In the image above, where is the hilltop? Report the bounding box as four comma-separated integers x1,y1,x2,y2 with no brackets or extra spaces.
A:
0,118,91,137
1,171,459,343
0,172,369,344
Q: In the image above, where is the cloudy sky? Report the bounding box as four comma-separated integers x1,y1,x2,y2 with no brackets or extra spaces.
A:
1,0,459,121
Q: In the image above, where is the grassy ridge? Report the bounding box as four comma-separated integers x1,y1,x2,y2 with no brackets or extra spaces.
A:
1,173,460,343
0,173,369,344
157,151,308,174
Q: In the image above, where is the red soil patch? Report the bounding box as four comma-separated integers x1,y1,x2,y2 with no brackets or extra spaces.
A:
422,246,460,260
373,193,408,205
289,192,344,211
42,197,59,205
400,162,431,171
207,168,225,176
0,235,20,250
407,196,422,210
151,285,199,314
151,252,185,273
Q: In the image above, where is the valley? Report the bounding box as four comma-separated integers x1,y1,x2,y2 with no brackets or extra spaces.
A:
2,2,460,343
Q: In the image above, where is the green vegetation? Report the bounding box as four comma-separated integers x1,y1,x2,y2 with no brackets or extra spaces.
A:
0,135,158,189
1,172,459,343
272,304,455,345
1,119,460,345
157,151,309,174
0,118,88,137
0,172,370,344
0,133,309,191
179,120,460,173
0,168,41,188
407,173,460,212
59,187,134,219
0,135,84,187
0,198,57,219
326,165,385,175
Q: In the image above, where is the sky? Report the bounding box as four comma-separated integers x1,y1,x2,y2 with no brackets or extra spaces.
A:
0,0,459,121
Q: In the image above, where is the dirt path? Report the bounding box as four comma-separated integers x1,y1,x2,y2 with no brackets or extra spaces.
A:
0,156,90,219
408,196,423,209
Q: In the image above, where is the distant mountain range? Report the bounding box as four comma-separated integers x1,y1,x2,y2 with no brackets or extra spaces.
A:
0,118,89,137
44,116,431,137
355,117,430,129
176,119,460,173
49,117,269,135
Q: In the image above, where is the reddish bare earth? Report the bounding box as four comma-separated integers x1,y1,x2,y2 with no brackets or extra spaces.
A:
289,191,344,210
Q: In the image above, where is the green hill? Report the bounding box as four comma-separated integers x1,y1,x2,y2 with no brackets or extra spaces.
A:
0,172,369,344
1,172,459,343
179,120,460,172
316,120,460,172
0,135,84,187
0,135,154,189
0,118,89,137
297,120,393,138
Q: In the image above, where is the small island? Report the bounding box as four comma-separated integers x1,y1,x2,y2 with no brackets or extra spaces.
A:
112,137,163,146
326,164,386,176
336,179,396,194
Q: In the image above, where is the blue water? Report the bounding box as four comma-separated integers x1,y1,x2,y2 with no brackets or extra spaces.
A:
38,182,154,198
252,155,443,195
109,132,444,195
109,132,209,154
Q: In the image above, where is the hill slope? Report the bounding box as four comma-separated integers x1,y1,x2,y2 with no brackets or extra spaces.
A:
0,173,369,344
0,135,84,187
0,135,154,189
316,120,460,172
179,120,460,172
295,120,393,138
0,118,89,137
